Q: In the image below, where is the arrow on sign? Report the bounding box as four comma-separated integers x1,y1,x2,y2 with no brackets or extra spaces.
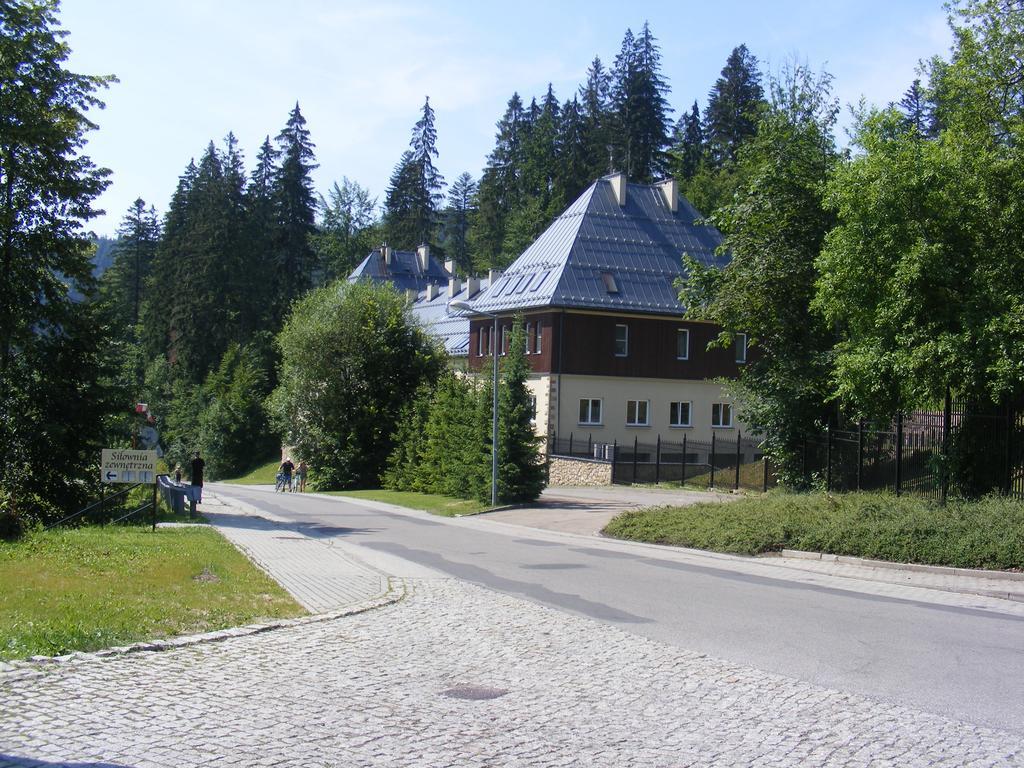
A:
105,471,118,481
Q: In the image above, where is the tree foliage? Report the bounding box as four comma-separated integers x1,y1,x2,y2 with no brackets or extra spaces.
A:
384,97,445,250
268,281,444,490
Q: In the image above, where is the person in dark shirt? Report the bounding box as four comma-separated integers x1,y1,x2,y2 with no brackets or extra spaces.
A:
280,458,295,492
190,451,205,503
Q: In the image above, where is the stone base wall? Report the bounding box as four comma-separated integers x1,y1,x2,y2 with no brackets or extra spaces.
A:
547,456,612,486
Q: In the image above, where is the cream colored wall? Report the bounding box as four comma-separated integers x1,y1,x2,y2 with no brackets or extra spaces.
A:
552,374,743,445
525,375,553,437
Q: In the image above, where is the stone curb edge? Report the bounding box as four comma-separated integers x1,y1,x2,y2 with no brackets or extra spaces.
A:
773,549,1024,582
0,580,406,679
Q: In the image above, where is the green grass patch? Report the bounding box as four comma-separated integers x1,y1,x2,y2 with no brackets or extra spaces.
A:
220,458,280,485
0,525,305,660
602,492,1024,570
324,489,490,517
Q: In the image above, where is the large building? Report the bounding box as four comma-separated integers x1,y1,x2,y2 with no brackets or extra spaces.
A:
350,173,750,454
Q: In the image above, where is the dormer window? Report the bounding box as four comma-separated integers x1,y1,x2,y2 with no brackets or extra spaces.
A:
601,272,619,294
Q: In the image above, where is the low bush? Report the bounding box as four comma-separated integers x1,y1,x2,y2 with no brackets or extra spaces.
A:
603,492,1024,570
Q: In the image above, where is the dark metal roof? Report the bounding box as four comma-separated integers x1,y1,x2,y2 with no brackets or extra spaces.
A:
410,277,494,356
348,247,451,293
468,175,728,316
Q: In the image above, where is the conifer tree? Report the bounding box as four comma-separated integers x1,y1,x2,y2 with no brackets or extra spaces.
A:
383,96,445,249
899,79,937,137
609,23,672,182
103,198,161,331
558,96,590,203
704,44,765,168
312,177,379,281
273,103,318,310
497,321,545,502
579,56,613,179
669,102,704,181
441,172,477,274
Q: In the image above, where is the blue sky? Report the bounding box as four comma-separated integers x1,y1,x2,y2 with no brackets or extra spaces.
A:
61,0,953,235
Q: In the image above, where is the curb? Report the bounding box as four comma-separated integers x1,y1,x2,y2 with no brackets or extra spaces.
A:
773,549,1024,582
0,580,407,678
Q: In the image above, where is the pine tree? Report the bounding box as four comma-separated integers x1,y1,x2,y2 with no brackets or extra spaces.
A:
273,103,318,310
609,23,672,182
579,56,613,179
103,198,161,331
383,96,445,249
704,44,765,168
558,96,590,203
441,172,477,274
497,321,546,502
669,102,704,181
899,79,937,137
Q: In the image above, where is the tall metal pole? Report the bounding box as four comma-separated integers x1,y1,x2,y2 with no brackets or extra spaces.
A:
491,314,499,507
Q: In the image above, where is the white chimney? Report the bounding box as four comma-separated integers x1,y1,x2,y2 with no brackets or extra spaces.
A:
609,172,627,207
488,269,502,286
426,283,438,301
659,178,678,213
465,276,480,298
417,244,430,272
448,276,461,297
405,288,417,304
382,245,392,266
444,259,455,276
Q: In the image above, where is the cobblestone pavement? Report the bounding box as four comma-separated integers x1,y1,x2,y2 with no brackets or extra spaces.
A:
2,578,1021,767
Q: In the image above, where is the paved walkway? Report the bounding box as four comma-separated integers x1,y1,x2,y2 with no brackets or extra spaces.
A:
2,490,1023,766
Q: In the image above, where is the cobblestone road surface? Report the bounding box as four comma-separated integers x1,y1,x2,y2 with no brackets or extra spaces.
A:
2,578,1021,767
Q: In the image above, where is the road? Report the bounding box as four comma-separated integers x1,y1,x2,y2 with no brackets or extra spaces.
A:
214,484,1024,736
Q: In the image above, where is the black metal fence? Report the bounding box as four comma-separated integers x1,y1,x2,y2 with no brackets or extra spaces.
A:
547,431,775,492
547,399,1024,500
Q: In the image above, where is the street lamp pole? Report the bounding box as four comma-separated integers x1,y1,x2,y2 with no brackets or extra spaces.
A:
448,300,499,507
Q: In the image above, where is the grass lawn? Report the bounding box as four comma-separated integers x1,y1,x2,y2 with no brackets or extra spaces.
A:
603,491,1024,570
0,525,305,661
220,458,279,485
324,489,490,517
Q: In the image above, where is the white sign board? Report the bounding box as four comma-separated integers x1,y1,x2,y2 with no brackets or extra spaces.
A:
101,448,158,484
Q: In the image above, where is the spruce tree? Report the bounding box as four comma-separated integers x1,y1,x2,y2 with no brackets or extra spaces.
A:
609,23,672,182
579,56,612,179
669,102,704,181
383,96,445,249
273,103,318,310
899,79,936,137
313,177,379,281
497,321,545,502
441,172,477,274
103,198,161,331
704,44,765,168
558,96,590,203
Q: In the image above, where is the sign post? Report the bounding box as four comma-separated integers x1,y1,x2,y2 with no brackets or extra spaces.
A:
100,449,159,530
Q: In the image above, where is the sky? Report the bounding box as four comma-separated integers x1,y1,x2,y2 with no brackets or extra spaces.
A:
59,0,954,236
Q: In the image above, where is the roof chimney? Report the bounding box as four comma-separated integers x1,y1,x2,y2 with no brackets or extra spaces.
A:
659,178,678,213
417,244,430,272
382,244,392,266
609,172,627,207
448,276,461,297
487,269,502,286
465,276,480,298
405,288,417,304
444,259,455,276
426,283,438,301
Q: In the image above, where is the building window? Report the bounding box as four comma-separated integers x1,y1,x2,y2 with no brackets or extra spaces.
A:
477,326,484,357
529,395,537,424
676,328,689,360
614,324,629,357
735,333,748,364
578,398,602,425
501,325,509,355
601,271,619,294
712,402,733,428
669,401,692,427
626,399,650,426
534,321,542,354
525,322,533,354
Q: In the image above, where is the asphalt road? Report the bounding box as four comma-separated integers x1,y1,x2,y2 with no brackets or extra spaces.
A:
214,484,1024,736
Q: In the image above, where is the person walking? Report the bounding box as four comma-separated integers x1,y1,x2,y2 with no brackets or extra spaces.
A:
280,457,294,492
296,460,308,493
190,451,205,503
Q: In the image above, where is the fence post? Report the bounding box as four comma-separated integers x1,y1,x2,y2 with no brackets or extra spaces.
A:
151,482,158,532
612,440,617,482
857,419,864,492
681,435,687,487
588,433,592,458
552,431,557,456
941,389,951,504
826,425,833,492
569,432,574,457
632,435,639,484
710,432,717,489
655,434,661,485
801,438,808,486
735,431,742,490
763,454,769,493
895,412,904,496
1006,402,1014,495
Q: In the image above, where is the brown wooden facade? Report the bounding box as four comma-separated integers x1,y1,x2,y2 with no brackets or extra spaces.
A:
467,310,749,380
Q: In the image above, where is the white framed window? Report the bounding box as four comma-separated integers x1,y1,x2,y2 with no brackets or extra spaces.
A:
669,401,692,427
529,395,537,424
614,324,629,357
477,326,484,357
534,321,542,354
735,333,748,364
712,402,734,428
500,325,510,356
676,328,690,360
578,398,602,425
626,399,650,426
525,322,533,354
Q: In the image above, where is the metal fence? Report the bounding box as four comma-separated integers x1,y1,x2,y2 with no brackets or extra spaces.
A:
547,398,1023,500
547,431,775,492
